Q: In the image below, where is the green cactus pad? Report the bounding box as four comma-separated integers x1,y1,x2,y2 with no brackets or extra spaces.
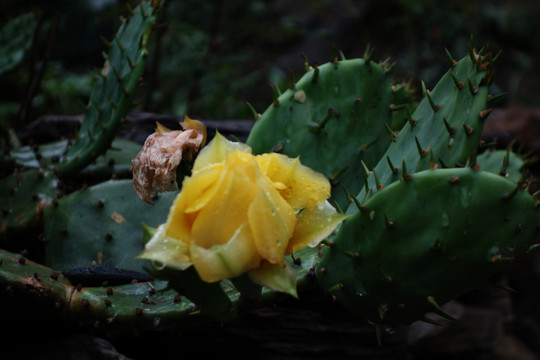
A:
43,179,176,273
0,168,59,242
79,138,143,180
0,241,321,333
0,248,200,335
349,49,495,212
10,138,142,180
476,148,526,183
55,1,160,177
9,140,66,169
246,56,414,210
316,168,539,326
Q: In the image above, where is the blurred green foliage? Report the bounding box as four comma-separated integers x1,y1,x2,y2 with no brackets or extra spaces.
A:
0,12,35,76
1,0,539,135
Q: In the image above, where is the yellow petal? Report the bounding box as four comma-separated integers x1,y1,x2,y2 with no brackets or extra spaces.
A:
255,153,330,210
155,121,171,134
248,177,296,264
182,163,226,213
248,261,298,298
192,132,251,172
163,191,194,243
287,200,349,254
180,115,203,131
137,224,192,270
191,151,259,248
181,115,207,146
190,223,260,282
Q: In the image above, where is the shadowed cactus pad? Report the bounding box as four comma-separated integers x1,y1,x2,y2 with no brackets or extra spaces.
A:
316,168,539,326
349,48,496,213
43,179,177,273
0,248,200,335
476,147,527,183
0,169,59,242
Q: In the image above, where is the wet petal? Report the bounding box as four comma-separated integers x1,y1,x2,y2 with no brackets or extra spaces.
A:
193,132,251,172
287,200,349,254
190,223,260,282
163,190,195,243
248,261,298,298
137,224,192,270
191,151,259,248
182,163,225,213
248,177,296,264
255,153,330,210
155,121,171,134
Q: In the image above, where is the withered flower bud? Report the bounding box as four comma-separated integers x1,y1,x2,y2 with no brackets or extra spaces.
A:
131,119,205,204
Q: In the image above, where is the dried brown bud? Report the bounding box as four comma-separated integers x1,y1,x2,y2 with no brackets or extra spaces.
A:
131,120,205,204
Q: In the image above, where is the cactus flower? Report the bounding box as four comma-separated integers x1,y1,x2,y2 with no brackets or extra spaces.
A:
138,132,348,297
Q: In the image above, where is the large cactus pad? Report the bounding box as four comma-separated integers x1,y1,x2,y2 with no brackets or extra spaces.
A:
316,168,539,326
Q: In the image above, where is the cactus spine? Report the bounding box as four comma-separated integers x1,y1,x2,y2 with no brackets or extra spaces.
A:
348,46,495,212
55,1,160,177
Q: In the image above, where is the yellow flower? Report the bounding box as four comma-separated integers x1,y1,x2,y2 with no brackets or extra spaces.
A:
138,132,348,297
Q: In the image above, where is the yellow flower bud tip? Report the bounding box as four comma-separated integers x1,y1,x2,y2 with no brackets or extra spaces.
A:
155,121,171,134
192,131,251,172
181,115,207,147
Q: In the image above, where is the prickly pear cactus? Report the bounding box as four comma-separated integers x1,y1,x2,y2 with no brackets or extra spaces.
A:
0,235,322,334
2,18,539,341
246,43,540,336
0,248,199,335
246,50,416,210
1,138,144,249
349,46,496,212
10,138,142,179
316,168,539,327
0,1,161,244
0,2,186,335
55,0,161,177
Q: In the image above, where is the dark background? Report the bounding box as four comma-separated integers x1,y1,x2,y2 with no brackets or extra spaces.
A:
1,0,540,128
